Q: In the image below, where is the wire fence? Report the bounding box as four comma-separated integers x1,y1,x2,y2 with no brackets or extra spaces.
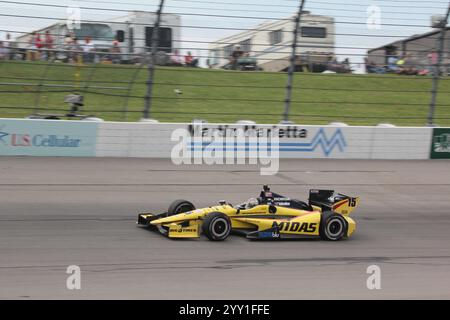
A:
0,0,450,126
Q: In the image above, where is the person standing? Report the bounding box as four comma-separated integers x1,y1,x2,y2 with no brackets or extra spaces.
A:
110,38,121,64
28,32,42,61
81,36,94,63
63,33,74,63
44,30,54,61
4,33,12,60
428,49,439,75
0,42,7,60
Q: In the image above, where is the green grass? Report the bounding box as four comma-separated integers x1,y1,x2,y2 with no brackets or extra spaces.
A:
1,60,450,126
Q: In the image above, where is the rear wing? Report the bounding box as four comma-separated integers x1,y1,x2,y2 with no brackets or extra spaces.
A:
309,189,360,215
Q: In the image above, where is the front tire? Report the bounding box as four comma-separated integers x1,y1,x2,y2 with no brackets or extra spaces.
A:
167,199,195,216
202,212,231,241
320,211,347,241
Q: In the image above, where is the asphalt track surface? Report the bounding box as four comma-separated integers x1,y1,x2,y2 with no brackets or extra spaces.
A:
1,157,450,299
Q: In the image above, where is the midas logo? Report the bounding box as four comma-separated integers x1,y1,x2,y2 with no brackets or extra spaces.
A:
272,221,317,233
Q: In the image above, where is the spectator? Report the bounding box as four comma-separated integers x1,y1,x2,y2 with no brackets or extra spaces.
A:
81,36,95,63
428,49,438,75
0,42,7,60
110,38,121,64
395,53,417,75
169,49,183,66
64,33,74,46
342,57,352,72
230,45,244,69
326,55,340,71
4,33,12,60
386,54,398,72
28,32,42,61
184,51,198,67
43,30,54,61
63,33,76,63
402,53,418,75
365,60,385,74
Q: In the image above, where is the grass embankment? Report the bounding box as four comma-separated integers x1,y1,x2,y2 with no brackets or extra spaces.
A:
1,61,450,126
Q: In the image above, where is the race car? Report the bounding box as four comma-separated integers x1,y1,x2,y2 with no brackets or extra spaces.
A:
137,186,359,241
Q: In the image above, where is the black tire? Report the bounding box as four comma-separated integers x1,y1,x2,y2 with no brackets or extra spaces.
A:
320,211,348,241
167,199,195,216
202,212,231,241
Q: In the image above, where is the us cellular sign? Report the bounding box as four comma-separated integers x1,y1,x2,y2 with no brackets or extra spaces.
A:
0,119,98,156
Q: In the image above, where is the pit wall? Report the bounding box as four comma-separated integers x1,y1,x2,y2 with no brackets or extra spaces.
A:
0,118,448,159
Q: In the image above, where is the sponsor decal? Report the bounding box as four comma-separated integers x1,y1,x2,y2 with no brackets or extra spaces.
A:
186,125,346,157
272,221,318,233
188,124,308,139
0,120,97,156
0,127,82,148
258,231,280,239
431,128,450,159
170,226,197,233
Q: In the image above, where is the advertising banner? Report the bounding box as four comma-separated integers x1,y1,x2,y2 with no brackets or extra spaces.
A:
430,128,450,159
0,119,98,157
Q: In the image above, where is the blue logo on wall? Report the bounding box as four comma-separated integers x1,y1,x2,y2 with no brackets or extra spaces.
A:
279,128,347,156
0,131,9,145
188,128,347,157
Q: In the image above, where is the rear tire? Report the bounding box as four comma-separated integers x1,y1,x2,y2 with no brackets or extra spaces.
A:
202,212,231,241
167,199,195,216
320,211,347,241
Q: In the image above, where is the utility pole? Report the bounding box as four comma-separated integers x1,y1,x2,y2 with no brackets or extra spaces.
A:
143,0,165,119
283,0,306,123
427,2,450,126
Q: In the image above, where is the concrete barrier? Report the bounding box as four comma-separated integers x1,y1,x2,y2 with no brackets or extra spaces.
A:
0,118,440,159
96,122,433,160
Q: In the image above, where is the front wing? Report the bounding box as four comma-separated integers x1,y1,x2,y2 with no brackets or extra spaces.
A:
138,213,201,238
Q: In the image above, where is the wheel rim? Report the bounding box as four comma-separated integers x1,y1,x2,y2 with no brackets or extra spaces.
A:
327,219,344,238
211,219,228,237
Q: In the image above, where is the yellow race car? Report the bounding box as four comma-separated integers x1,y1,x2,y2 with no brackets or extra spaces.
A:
137,186,359,241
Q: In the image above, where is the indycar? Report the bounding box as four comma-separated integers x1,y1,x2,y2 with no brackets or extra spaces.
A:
137,186,359,241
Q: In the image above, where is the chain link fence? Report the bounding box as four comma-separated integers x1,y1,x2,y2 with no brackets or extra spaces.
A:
0,0,450,126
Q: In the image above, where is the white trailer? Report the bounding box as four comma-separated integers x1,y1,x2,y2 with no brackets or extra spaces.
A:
14,11,181,63
208,12,335,72
109,11,181,62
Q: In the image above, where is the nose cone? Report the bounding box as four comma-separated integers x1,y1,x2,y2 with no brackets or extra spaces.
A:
150,217,168,225
150,213,187,226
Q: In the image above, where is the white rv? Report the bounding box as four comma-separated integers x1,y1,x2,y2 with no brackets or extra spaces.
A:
208,12,335,72
14,11,181,63
108,11,181,62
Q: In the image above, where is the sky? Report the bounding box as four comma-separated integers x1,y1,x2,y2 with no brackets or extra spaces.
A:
0,0,449,71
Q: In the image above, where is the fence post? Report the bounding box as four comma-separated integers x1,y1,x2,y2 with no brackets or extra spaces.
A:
143,0,165,119
427,3,450,126
283,0,306,123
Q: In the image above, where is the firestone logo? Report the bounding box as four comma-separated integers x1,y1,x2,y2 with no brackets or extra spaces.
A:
0,130,81,148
